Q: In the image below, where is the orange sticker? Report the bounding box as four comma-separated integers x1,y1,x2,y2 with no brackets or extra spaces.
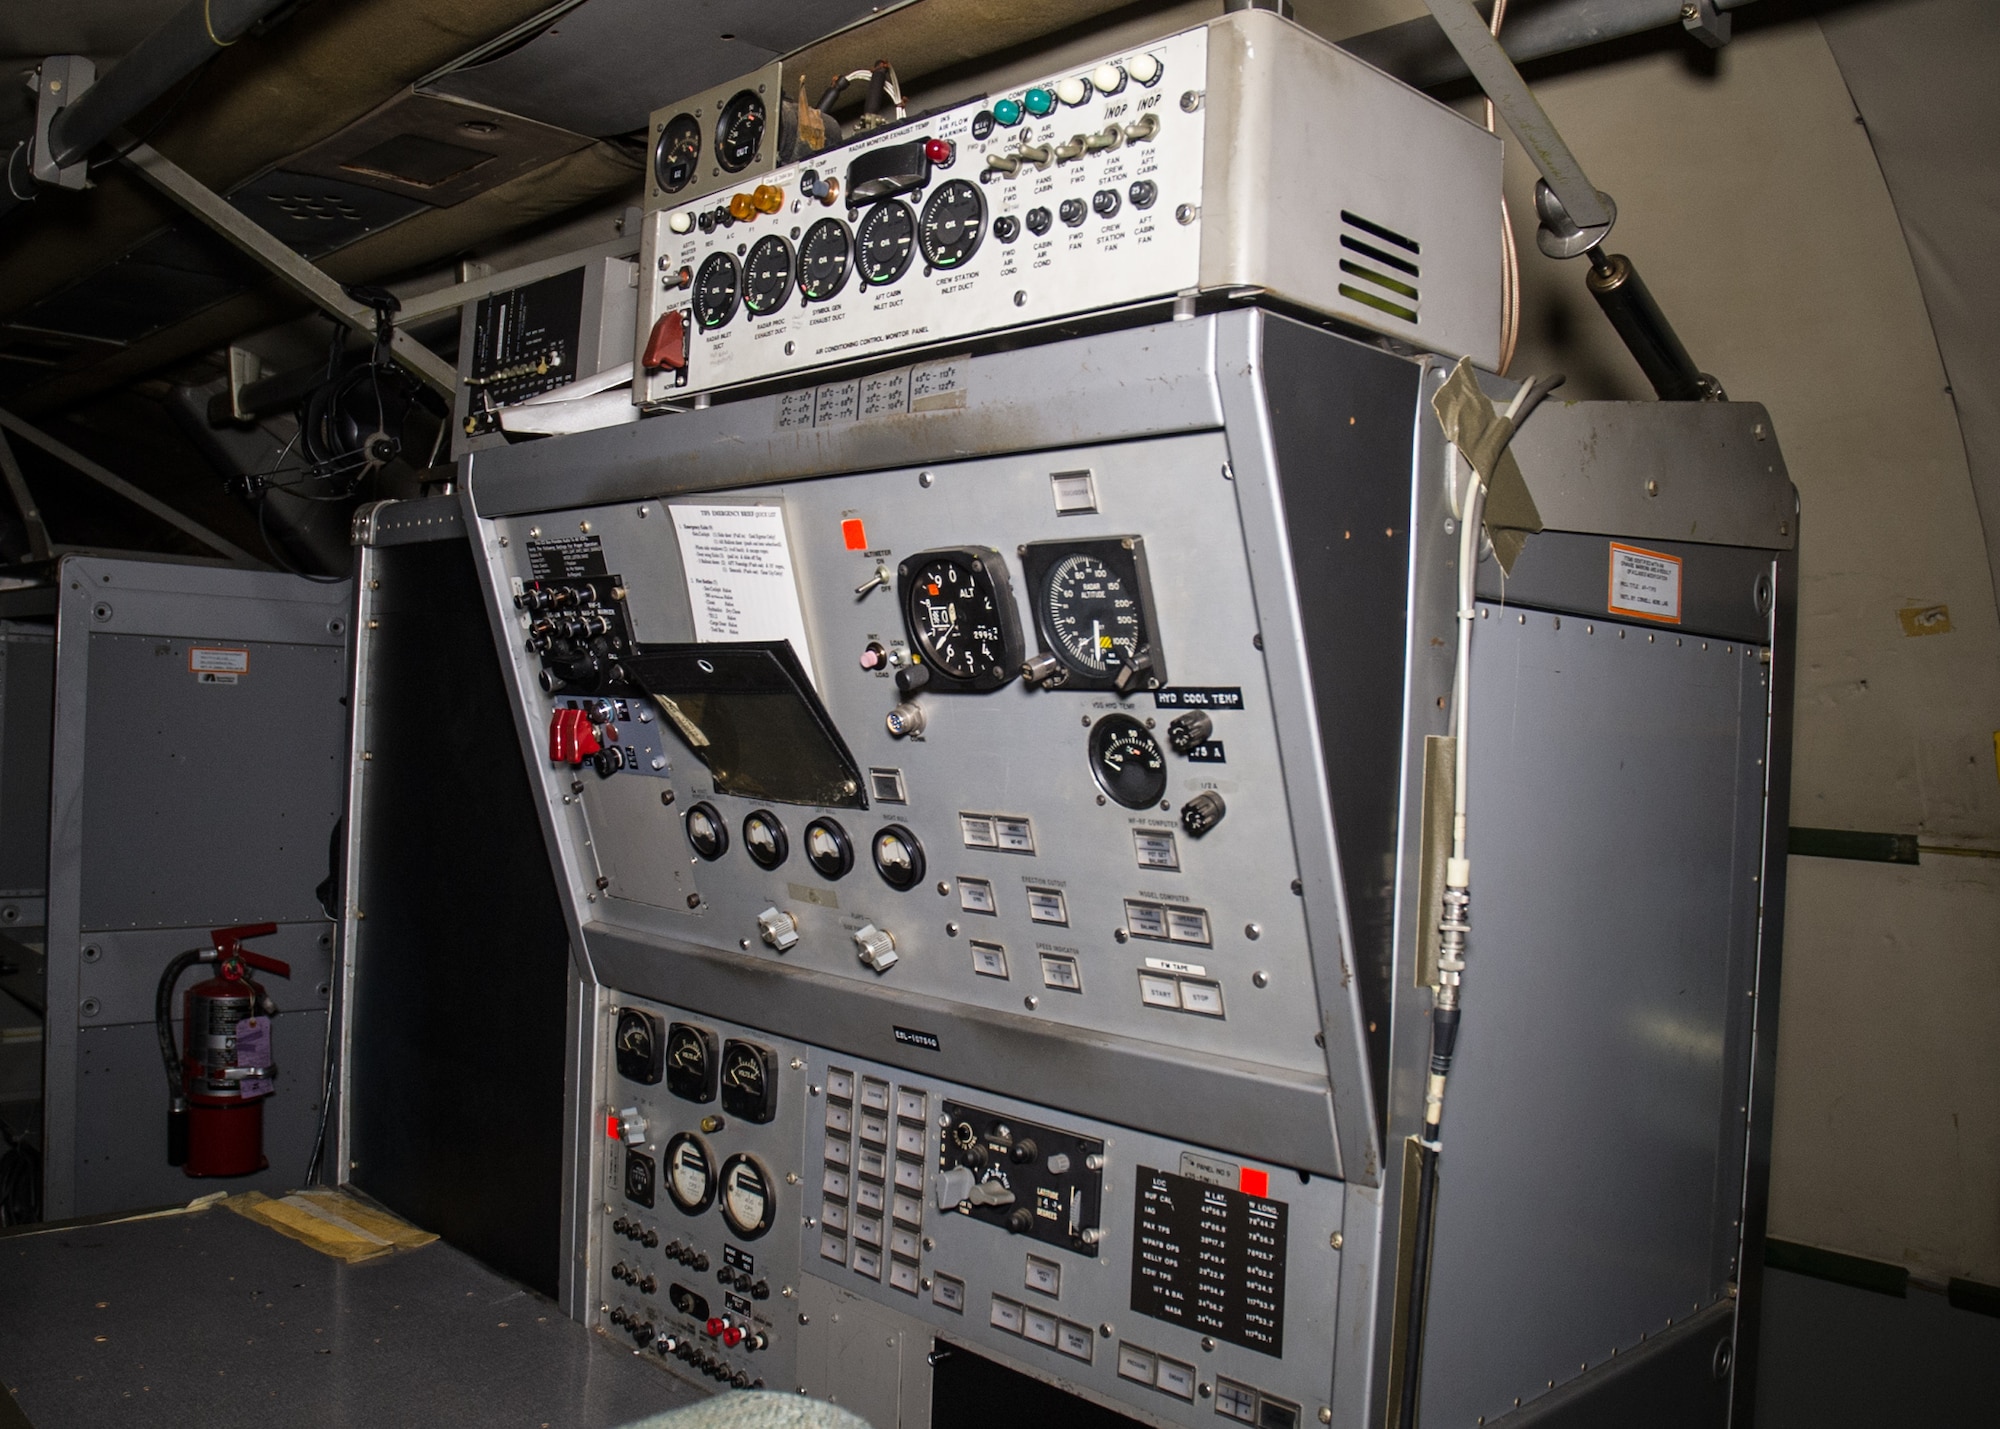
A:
841,518,868,551
1607,543,1682,624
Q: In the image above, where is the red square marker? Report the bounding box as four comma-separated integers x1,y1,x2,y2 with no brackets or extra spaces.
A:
1239,1166,1269,1198
842,518,868,551
606,1114,620,1140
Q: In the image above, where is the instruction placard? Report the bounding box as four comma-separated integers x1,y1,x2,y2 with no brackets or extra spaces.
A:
669,504,817,686
1606,542,1682,624
189,647,249,685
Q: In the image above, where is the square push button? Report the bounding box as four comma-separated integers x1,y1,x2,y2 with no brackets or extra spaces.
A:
990,1296,1024,1335
895,1123,925,1158
821,1199,848,1232
995,817,1035,854
1039,954,1082,992
888,1260,920,1295
1056,1321,1094,1362
825,1102,853,1133
959,814,998,849
1139,972,1181,1008
934,1275,965,1312
820,1232,846,1264
1026,887,1068,925
1117,1345,1157,1384
958,877,997,914
1022,1308,1059,1346
851,1245,882,1281
1024,1255,1061,1298
1134,829,1179,870
1179,979,1225,1017
1166,907,1213,945
970,941,1009,978
826,1068,854,1101
895,1088,928,1122
1155,1357,1196,1400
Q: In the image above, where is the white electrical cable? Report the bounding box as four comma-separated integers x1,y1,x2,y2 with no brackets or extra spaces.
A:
1484,0,1521,375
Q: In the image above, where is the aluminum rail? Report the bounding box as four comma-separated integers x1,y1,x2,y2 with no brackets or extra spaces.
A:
1344,0,1759,91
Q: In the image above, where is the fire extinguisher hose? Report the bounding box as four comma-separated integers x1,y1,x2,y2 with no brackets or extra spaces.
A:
156,947,210,1167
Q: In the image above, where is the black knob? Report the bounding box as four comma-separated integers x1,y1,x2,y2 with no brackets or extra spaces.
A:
1168,711,1213,753
1059,197,1087,227
536,668,567,693
1092,188,1121,220
1129,179,1158,210
1007,1207,1034,1234
1180,790,1227,838
692,1252,710,1272
641,1229,658,1248
895,662,931,697
611,1307,629,1327
1025,206,1053,236
752,1280,770,1301
993,214,1020,243
592,748,619,778
732,1372,752,1389
1010,1138,1039,1165
961,1142,987,1171
639,1275,656,1295
716,1267,731,1284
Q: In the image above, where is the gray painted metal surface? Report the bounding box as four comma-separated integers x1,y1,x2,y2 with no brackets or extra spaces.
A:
454,311,1791,1428
0,1200,703,1427
43,556,350,1220
0,620,53,929
1416,605,1769,1426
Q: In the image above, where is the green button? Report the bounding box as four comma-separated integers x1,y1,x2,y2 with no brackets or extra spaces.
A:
993,97,1024,126
1023,87,1056,117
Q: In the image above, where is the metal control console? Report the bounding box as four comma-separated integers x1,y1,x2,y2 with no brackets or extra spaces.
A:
636,13,1502,405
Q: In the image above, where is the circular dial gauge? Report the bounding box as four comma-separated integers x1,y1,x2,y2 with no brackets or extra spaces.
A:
1041,551,1144,677
797,217,852,301
718,1153,776,1239
872,824,926,891
856,201,917,286
714,90,766,172
903,554,1010,681
743,809,788,869
616,1012,657,1068
653,112,701,193
692,253,740,330
664,1132,716,1214
685,801,729,860
1089,713,1168,809
919,180,986,269
804,817,853,879
742,235,793,316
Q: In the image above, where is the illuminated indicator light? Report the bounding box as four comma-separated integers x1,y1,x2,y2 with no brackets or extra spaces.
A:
992,98,1024,126
728,192,757,222
1023,87,1056,117
752,184,784,214
1239,1166,1269,1198
842,518,868,550
923,137,953,165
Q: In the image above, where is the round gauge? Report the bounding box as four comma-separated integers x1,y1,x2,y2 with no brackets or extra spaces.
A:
653,112,701,193
714,89,766,173
718,1153,776,1240
901,551,1021,686
1041,551,1145,678
743,809,789,870
797,217,852,302
685,801,729,860
1089,713,1168,809
856,201,917,286
872,824,926,891
692,252,740,330
919,180,986,269
804,817,854,879
742,235,793,317
664,1132,716,1214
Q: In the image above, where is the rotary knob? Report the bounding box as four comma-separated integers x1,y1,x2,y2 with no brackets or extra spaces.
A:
757,906,800,952
853,923,899,973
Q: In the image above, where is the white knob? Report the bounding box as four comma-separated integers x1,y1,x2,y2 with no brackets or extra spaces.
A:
1054,76,1091,107
854,923,899,973
1126,52,1162,87
1091,62,1126,95
667,211,693,234
757,906,799,952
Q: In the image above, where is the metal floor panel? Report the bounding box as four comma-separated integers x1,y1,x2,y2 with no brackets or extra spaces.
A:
0,1203,706,1428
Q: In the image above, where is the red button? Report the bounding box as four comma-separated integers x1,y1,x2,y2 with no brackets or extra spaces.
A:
705,1317,724,1338
722,1326,743,1347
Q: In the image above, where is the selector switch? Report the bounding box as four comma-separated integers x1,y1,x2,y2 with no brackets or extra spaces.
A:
854,923,899,973
1180,790,1227,838
1168,710,1213,753
756,907,799,952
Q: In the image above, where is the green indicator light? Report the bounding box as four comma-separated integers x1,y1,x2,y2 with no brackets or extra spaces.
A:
993,97,1024,126
1024,87,1056,117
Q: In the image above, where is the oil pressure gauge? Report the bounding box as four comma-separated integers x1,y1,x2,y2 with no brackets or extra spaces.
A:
1020,537,1166,692
718,1153,776,1239
897,547,1024,692
664,1132,716,1214
741,235,793,317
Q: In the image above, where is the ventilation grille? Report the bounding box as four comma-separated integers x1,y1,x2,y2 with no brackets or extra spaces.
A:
1336,211,1420,324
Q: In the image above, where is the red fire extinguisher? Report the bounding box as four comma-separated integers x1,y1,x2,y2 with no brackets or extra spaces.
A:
156,923,292,1177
